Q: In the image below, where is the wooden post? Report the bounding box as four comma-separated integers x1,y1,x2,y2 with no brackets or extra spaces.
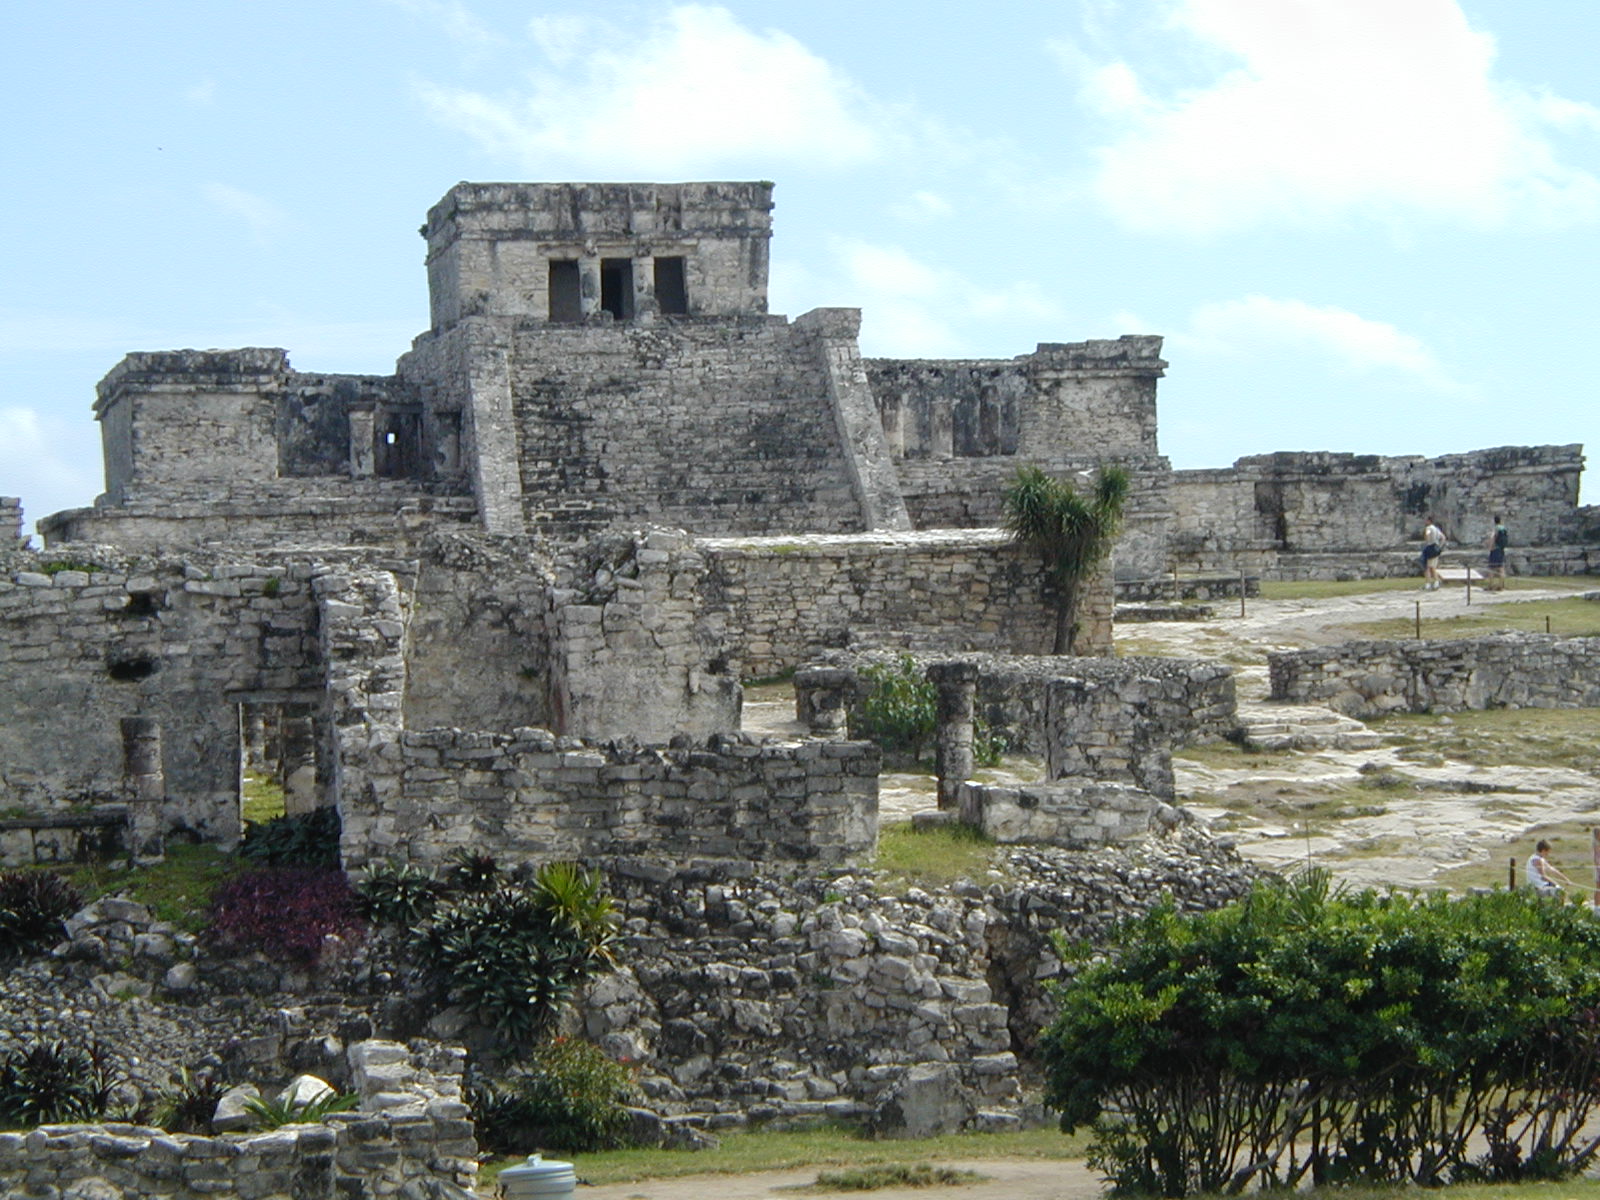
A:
1239,569,1246,618
1465,568,1472,606
1415,601,1422,640
1509,857,1517,891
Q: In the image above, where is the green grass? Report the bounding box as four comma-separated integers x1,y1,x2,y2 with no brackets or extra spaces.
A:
809,1162,988,1190
1374,707,1600,774
1260,575,1590,601
873,822,999,890
241,771,286,825
1341,596,1600,642
65,842,239,933
481,1124,1086,1188
1172,740,1299,772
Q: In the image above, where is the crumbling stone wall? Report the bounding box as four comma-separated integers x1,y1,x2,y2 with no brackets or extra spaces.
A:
350,730,879,871
0,1040,476,1200
958,779,1159,847
867,337,1172,579
509,317,866,535
1171,445,1589,577
0,552,324,845
699,530,1113,678
2,496,21,545
1268,632,1600,717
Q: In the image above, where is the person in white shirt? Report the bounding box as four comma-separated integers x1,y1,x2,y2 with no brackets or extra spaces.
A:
1527,839,1574,895
1420,517,1447,591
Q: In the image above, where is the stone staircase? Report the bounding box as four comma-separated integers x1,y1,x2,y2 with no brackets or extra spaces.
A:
1235,703,1382,752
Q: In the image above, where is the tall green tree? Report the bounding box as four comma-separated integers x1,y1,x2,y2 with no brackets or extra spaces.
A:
1002,464,1130,654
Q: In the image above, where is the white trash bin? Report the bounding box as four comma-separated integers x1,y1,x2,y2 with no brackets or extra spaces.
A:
498,1152,577,1198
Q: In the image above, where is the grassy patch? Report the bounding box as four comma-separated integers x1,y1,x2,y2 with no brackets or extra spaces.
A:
66,842,239,934
874,822,999,890
241,772,286,826
1373,708,1600,774
1173,740,1300,772
1340,597,1600,642
481,1124,1085,1188
806,1162,988,1190
1260,576,1590,601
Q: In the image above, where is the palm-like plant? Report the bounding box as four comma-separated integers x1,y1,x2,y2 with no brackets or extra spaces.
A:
1002,464,1130,654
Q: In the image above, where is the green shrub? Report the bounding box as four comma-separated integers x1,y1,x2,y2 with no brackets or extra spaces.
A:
0,1040,122,1128
1043,872,1600,1196
0,870,83,961
243,1088,358,1129
356,860,440,926
154,1068,225,1134
239,806,341,867
851,655,935,762
444,849,501,894
413,863,618,1050
470,1038,637,1153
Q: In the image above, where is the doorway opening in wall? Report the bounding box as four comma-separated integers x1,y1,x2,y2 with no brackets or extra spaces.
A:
237,700,321,831
548,260,581,323
654,256,688,315
600,258,634,321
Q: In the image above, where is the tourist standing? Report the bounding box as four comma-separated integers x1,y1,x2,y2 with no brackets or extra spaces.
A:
1420,516,1447,590
1484,515,1509,591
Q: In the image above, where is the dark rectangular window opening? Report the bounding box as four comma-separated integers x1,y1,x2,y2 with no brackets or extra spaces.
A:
548,260,581,323
600,258,634,321
654,256,688,315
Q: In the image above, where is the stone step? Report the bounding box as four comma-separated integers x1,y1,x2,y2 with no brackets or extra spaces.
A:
1235,704,1382,752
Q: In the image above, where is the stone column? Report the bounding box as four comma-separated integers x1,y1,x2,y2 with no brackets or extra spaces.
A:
927,661,978,811
579,258,602,318
793,665,857,734
120,716,165,863
348,403,376,478
280,708,320,816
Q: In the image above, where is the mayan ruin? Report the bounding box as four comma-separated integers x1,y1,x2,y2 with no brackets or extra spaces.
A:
3,179,1598,1197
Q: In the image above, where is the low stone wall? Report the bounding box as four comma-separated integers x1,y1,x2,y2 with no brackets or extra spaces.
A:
699,529,1112,678
958,780,1156,846
1115,573,1258,602
1268,632,1600,716
342,727,878,871
0,807,128,868
0,1040,476,1200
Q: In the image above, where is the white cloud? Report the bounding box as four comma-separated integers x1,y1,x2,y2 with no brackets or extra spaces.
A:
382,0,505,59
833,239,1068,357
889,191,955,223
184,78,217,106
415,5,881,174
1066,0,1600,233
204,183,293,244
0,406,103,535
1176,294,1457,391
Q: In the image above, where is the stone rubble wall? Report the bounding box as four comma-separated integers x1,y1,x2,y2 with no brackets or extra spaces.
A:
510,316,865,536
0,809,128,868
958,779,1158,847
959,653,1236,773
698,530,1113,678
1171,445,1590,577
347,728,878,872
1268,632,1600,717
2,496,21,545
576,833,1262,1134
0,1040,476,1200
551,528,741,742
0,550,324,847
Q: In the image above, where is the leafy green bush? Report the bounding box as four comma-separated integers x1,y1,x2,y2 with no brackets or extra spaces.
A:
239,806,341,867
851,655,935,762
154,1067,225,1134
356,859,440,926
243,1088,359,1129
0,870,83,961
0,1040,122,1128
470,1037,637,1153
1043,872,1600,1196
413,863,617,1050
444,849,501,894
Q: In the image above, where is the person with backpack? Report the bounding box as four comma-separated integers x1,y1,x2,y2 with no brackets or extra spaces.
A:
1485,514,1509,591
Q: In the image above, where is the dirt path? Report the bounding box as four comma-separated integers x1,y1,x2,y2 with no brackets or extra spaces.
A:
574,1157,1101,1200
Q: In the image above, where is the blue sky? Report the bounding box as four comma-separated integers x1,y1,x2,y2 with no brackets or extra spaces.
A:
4,0,1599,531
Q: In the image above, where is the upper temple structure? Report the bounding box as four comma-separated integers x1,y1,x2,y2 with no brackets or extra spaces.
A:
41,181,1172,574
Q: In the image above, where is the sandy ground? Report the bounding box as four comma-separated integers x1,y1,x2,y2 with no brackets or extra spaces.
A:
573,1157,1102,1199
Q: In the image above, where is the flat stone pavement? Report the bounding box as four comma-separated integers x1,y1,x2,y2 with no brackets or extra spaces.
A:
572,1156,1102,1199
